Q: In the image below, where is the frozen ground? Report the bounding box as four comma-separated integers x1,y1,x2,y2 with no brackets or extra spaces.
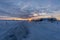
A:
0,20,60,40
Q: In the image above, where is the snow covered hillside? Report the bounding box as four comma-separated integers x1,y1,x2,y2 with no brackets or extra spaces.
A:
0,19,60,40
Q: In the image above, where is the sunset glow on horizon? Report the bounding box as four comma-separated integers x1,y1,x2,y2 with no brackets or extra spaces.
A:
0,14,60,21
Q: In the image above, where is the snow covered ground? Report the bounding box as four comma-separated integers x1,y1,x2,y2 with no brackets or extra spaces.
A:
0,20,29,40
23,21,60,40
0,20,60,40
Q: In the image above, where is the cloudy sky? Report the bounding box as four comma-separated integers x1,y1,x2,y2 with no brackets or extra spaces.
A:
0,0,60,18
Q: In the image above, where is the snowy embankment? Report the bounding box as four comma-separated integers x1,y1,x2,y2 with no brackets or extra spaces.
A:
0,20,60,40
23,20,60,40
